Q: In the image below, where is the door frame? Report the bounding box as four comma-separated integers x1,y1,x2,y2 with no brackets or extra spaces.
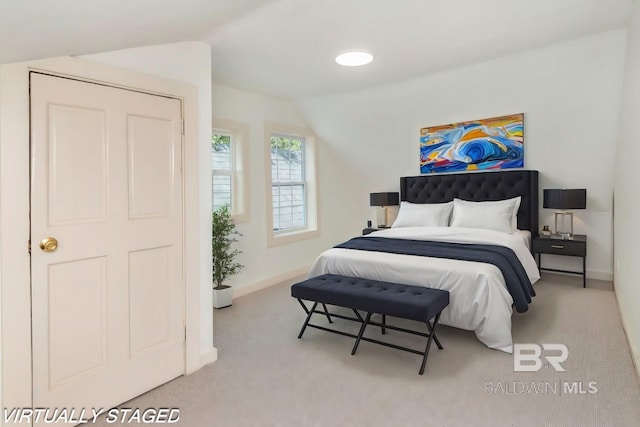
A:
0,57,214,418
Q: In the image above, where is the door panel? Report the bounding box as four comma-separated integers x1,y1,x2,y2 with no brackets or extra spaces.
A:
129,246,172,356
49,104,108,225
128,115,175,218
30,73,184,422
48,257,107,388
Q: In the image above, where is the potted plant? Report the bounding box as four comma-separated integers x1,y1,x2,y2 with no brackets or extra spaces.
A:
212,204,243,308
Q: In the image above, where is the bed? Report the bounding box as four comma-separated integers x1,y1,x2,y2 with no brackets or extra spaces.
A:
307,170,540,353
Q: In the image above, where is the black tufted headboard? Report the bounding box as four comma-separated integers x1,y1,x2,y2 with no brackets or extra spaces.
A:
400,170,539,236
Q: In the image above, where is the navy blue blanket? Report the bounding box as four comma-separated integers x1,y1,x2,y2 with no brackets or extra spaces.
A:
334,237,535,313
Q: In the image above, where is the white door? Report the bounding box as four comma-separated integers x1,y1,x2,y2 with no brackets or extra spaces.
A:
30,73,184,420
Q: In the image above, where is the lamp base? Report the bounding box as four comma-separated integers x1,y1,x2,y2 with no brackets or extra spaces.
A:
554,211,574,239
376,207,388,227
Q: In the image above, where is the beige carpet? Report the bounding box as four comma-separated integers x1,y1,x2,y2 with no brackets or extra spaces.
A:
90,273,640,427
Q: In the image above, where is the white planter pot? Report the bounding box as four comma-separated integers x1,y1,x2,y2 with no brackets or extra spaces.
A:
212,285,233,309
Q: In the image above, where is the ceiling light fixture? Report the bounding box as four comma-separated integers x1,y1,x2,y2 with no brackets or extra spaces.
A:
335,50,373,67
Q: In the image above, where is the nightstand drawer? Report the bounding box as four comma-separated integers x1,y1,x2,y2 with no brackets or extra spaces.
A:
532,238,586,257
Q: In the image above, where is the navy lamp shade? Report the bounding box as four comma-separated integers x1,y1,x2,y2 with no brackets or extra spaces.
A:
370,192,400,207
369,192,399,227
543,189,586,238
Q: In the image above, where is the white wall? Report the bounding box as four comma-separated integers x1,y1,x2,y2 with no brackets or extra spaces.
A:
298,29,627,281
614,0,640,374
82,42,216,363
212,84,360,296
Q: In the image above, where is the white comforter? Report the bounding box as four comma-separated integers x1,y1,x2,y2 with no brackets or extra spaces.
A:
307,227,540,353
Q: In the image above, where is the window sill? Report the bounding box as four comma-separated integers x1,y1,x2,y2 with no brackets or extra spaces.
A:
267,228,320,247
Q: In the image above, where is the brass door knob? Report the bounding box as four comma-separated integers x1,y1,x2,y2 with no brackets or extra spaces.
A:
39,237,58,252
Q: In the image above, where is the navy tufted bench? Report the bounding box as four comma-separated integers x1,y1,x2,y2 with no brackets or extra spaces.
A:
291,274,450,375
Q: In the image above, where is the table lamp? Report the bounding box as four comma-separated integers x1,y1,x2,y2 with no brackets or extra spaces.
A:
543,189,586,239
369,192,399,228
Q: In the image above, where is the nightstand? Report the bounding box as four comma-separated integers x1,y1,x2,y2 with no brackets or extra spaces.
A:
532,234,587,287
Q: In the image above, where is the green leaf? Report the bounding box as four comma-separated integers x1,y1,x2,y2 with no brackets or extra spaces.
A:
212,204,243,288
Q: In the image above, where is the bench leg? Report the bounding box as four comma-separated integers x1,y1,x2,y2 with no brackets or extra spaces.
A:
426,316,443,350
419,312,442,375
298,299,332,324
381,314,386,335
297,298,310,314
321,303,333,323
351,312,372,355
297,302,318,339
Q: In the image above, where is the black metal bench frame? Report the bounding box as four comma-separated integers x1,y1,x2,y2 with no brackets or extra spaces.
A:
295,299,443,375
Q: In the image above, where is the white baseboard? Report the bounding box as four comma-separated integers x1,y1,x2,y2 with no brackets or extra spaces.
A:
233,266,309,299
587,269,613,282
615,293,640,381
542,269,613,282
199,347,218,367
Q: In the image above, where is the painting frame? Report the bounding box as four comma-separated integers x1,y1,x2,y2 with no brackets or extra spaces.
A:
420,113,524,174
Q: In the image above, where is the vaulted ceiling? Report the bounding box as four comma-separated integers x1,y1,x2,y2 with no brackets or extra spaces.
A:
0,0,632,100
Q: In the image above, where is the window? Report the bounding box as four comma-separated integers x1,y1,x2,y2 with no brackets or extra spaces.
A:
212,133,232,210
211,119,249,222
265,123,318,246
271,134,305,231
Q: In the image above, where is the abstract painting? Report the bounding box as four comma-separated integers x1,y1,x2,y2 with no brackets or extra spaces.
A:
420,113,524,174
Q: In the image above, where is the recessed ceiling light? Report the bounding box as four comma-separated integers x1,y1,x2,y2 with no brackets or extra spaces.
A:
335,50,373,67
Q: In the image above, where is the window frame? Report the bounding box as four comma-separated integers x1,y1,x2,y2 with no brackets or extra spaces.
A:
265,122,319,247
212,131,233,211
271,132,307,233
212,119,249,223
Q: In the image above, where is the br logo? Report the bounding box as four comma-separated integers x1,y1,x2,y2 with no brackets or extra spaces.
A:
513,344,568,372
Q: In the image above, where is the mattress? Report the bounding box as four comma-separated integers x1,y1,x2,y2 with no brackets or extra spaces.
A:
513,229,532,248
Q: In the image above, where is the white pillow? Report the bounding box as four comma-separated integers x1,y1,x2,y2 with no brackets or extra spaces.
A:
392,201,453,228
450,197,521,233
